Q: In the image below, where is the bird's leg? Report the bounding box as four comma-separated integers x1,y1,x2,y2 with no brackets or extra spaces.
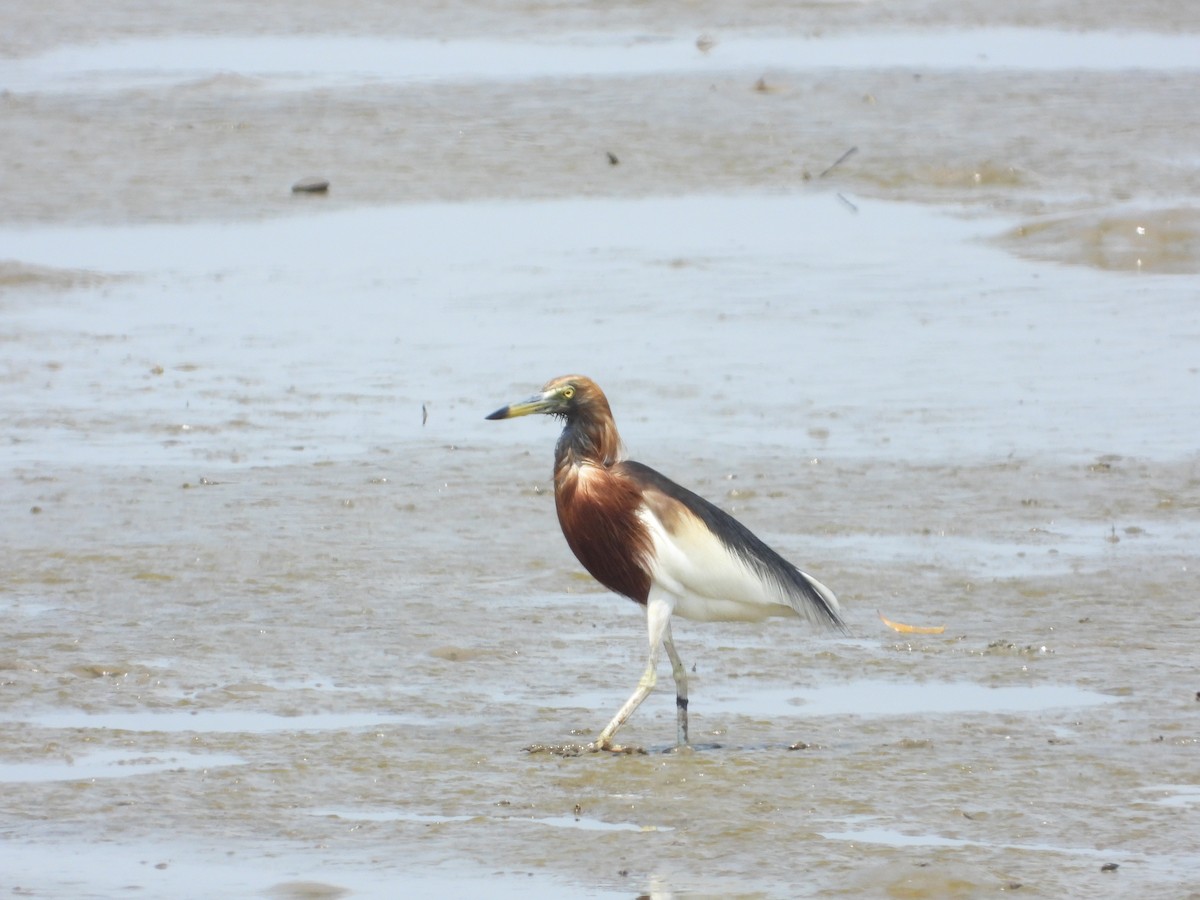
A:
592,654,658,752
662,622,689,748
592,595,673,752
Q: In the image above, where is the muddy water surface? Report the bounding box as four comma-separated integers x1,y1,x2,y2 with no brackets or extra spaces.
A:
2,4,1199,899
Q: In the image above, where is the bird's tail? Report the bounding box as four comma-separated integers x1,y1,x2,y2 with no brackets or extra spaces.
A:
794,568,848,634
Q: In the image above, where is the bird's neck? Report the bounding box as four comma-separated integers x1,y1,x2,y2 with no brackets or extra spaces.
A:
554,414,622,472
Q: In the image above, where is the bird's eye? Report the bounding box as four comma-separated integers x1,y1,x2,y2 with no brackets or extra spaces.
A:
561,385,575,400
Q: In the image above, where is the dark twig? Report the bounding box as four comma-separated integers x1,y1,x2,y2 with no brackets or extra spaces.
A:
818,146,858,179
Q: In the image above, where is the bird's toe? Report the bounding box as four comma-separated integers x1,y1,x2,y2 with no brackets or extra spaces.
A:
589,739,646,755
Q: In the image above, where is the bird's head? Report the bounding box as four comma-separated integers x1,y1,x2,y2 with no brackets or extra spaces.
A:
486,375,607,423
487,375,622,465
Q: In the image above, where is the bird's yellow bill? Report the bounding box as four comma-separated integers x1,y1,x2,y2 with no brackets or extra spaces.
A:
485,391,555,420
878,610,946,634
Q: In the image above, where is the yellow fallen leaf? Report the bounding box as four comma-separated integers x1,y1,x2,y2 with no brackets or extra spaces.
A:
878,610,946,634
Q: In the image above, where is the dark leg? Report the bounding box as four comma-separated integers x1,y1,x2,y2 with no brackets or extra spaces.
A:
662,622,689,747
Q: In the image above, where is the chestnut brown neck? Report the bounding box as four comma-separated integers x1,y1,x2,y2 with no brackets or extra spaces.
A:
553,385,622,472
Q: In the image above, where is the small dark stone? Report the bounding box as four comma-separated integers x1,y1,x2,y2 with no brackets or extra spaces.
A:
606,152,619,166
292,177,330,194
1100,862,1119,872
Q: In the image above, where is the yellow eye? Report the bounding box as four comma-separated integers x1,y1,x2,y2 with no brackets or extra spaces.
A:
562,385,575,399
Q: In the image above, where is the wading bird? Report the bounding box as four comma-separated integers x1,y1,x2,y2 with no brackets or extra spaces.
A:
487,375,845,751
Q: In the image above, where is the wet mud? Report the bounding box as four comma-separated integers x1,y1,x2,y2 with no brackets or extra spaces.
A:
3,28,1200,277
2,3,1199,898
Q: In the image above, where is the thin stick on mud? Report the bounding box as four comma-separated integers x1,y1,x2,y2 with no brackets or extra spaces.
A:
819,146,858,179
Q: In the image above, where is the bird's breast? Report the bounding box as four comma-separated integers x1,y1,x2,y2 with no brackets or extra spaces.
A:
554,462,652,605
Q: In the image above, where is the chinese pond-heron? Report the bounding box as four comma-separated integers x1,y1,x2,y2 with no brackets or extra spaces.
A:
487,375,844,751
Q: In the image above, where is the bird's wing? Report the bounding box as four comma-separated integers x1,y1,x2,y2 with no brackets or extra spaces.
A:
615,461,844,630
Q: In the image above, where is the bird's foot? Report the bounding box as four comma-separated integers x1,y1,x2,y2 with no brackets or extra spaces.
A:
587,739,646,755
522,741,642,757
522,740,648,756
523,742,591,757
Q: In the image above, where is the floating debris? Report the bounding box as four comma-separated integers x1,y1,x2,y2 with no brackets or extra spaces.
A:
878,610,946,634
292,177,330,194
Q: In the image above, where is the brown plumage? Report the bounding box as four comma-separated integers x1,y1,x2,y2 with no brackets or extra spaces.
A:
548,378,654,607
488,375,844,752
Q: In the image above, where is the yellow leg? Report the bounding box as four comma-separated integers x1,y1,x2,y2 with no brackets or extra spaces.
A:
593,657,658,750
593,594,673,751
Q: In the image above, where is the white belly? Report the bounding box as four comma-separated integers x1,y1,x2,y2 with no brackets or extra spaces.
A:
636,504,798,623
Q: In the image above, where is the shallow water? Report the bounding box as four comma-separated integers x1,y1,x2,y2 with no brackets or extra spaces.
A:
5,30,1199,95
2,4,1199,899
